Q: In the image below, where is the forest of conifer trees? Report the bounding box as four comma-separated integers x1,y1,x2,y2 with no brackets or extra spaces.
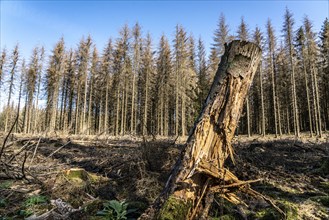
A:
0,9,328,137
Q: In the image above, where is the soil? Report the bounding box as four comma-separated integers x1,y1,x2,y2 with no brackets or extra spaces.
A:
0,133,328,219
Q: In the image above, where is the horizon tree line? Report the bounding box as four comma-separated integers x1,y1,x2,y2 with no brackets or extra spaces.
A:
0,9,328,137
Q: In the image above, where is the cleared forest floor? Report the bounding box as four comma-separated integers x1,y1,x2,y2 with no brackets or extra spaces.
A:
0,133,328,219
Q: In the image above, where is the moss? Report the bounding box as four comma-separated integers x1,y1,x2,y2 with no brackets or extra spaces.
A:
252,200,298,220
65,168,90,182
221,200,235,213
51,168,108,208
127,200,148,216
316,158,329,175
210,196,236,215
83,199,104,214
213,214,236,220
278,200,298,220
254,208,279,220
311,196,329,207
319,182,329,194
89,173,104,183
89,216,108,220
157,196,192,220
0,181,13,189
321,158,329,174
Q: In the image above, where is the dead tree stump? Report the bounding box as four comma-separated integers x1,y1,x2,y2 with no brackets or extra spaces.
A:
140,40,262,220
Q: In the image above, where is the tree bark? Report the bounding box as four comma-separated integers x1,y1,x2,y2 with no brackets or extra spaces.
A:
140,41,261,220
259,61,266,136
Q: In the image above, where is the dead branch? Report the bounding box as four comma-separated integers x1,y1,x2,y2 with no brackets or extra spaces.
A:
47,141,71,158
246,188,285,217
29,137,42,167
7,141,35,164
0,114,18,159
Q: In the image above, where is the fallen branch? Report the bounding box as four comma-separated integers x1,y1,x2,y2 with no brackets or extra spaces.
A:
211,178,262,192
0,114,18,159
7,141,35,164
29,137,42,167
0,114,32,180
190,177,211,220
47,141,71,158
246,188,286,217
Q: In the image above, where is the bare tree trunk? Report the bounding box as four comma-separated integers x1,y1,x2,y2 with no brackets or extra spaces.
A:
246,98,251,137
310,65,319,136
33,72,42,133
120,89,125,135
75,86,81,134
50,89,60,132
286,108,291,135
23,95,29,134
259,62,266,136
164,97,169,136
181,87,186,137
313,67,322,137
143,69,149,135
115,89,120,136
104,81,109,133
124,81,128,134
59,77,66,132
277,100,282,136
302,61,313,137
82,75,89,133
131,68,137,134
140,41,261,220
87,80,93,135
175,67,180,136
290,59,300,137
270,55,278,137
98,99,102,134
62,79,69,133
16,70,24,133
160,93,164,136
27,103,32,134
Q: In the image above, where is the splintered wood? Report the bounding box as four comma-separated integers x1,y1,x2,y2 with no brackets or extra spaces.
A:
140,41,262,219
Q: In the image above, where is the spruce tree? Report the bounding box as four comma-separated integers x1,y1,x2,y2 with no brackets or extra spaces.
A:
46,38,66,132
295,26,313,136
266,19,279,137
101,39,114,134
173,25,189,136
156,34,172,136
196,37,209,114
237,16,251,136
253,27,266,136
141,33,154,135
283,8,299,137
319,18,329,130
304,16,322,136
0,48,7,96
5,44,19,132
131,23,142,135
209,13,229,80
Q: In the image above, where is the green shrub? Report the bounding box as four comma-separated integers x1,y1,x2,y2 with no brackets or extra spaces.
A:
24,195,47,207
97,200,138,220
0,181,12,189
0,199,7,208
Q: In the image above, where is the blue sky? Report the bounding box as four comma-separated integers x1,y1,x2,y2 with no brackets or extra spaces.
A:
0,0,328,60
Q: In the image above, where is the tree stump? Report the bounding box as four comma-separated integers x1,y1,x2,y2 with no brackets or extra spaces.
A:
140,40,262,220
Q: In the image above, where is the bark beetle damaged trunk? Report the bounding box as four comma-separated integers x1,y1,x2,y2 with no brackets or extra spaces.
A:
139,40,262,220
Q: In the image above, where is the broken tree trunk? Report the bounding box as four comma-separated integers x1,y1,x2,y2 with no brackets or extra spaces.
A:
139,41,261,220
